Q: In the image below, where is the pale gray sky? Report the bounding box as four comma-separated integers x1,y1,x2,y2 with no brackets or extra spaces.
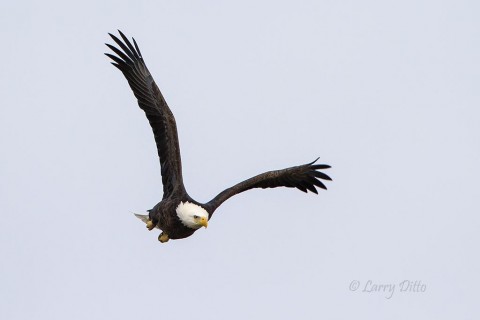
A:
1,1,479,319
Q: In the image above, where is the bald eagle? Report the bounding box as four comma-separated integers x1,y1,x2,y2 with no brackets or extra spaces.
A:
105,31,331,243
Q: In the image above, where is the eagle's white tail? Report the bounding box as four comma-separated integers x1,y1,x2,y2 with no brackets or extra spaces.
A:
133,213,149,224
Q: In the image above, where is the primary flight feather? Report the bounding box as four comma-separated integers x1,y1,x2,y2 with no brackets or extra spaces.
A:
105,30,331,243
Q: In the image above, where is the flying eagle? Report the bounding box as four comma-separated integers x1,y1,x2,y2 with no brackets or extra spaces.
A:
105,30,331,243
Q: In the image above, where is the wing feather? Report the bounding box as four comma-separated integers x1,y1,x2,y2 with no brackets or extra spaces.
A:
105,31,184,198
206,158,331,216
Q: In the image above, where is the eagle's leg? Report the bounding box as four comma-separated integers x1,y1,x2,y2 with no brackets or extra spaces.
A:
146,219,156,231
158,232,169,243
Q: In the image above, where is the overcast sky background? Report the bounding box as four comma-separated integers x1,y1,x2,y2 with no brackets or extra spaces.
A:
1,1,479,319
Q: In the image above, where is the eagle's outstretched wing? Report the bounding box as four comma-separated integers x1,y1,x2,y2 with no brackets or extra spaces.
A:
206,158,331,216
105,31,184,198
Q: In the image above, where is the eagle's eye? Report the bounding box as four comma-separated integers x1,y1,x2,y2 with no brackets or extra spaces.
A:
193,215,199,219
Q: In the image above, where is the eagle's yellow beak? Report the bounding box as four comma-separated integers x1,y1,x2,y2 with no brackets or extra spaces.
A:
200,217,208,228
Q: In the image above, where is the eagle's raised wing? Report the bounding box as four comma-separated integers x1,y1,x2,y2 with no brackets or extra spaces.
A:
105,31,184,198
206,158,331,216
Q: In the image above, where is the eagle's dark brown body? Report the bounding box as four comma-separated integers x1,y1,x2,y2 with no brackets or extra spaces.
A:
149,196,209,240
106,31,331,242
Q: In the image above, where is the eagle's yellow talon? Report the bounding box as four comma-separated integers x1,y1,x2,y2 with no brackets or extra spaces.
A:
158,232,169,243
146,220,155,231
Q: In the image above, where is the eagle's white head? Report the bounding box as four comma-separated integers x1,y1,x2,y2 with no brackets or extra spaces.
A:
176,201,209,229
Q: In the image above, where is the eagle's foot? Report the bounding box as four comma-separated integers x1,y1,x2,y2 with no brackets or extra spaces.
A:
146,219,156,231
158,232,169,243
